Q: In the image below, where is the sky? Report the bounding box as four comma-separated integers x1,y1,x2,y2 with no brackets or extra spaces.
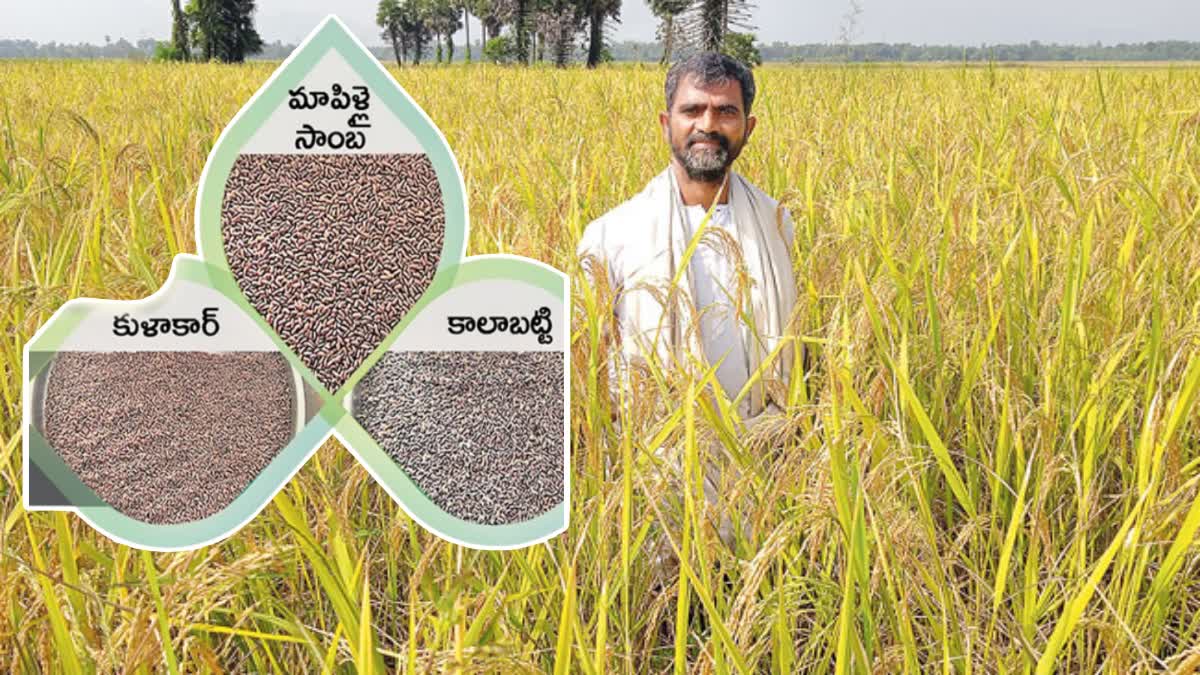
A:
3,0,1199,46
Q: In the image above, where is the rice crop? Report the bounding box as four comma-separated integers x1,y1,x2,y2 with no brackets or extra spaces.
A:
40,351,294,524
354,351,565,525
221,153,444,392
1,60,1199,672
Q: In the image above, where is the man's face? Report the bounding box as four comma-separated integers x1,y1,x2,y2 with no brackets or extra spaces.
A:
660,74,757,184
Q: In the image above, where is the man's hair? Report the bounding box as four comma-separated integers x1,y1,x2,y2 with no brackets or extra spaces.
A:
664,52,756,115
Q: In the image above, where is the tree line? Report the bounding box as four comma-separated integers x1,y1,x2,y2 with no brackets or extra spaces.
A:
158,0,264,62
145,0,761,66
762,40,1200,63
371,0,762,68
6,35,1200,64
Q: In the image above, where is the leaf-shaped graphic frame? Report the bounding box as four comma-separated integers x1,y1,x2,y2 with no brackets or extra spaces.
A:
338,255,571,550
194,15,469,404
22,255,334,551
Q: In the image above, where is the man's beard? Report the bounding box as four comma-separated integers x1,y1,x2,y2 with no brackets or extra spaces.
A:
672,130,740,183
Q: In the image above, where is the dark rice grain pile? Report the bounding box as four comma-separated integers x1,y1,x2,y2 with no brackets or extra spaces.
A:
42,352,294,524
221,154,445,391
354,351,565,525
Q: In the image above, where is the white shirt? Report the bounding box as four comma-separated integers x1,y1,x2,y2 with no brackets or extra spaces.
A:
577,173,796,413
578,168,796,417
682,203,750,400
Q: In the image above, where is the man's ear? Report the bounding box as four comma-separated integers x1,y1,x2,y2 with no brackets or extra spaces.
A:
745,113,758,141
659,110,671,142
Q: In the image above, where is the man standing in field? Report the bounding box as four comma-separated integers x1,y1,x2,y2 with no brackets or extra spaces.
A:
578,52,797,419
577,53,798,563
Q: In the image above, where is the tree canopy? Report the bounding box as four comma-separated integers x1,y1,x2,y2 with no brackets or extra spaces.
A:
183,0,264,63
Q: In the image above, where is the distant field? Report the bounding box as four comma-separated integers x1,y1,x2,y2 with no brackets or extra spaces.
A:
1,61,1199,672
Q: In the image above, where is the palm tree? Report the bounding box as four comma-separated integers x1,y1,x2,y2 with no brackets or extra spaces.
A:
470,0,502,42
536,0,581,67
681,0,753,53
171,0,190,59
495,0,533,64
428,0,463,62
648,0,688,63
405,0,433,64
692,0,723,51
186,0,263,63
460,1,473,62
377,0,407,66
578,0,620,68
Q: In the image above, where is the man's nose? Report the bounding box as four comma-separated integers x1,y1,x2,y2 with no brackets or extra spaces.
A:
696,108,718,132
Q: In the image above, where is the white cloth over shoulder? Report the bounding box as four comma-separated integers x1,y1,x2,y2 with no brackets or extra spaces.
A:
577,167,797,417
682,203,750,401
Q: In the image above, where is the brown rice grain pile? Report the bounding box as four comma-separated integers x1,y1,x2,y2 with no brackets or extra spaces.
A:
41,351,294,524
221,153,445,391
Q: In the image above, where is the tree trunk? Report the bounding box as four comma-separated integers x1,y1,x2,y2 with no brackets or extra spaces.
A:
586,10,603,68
447,32,454,62
171,0,189,59
699,0,723,51
554,26,570,67
464,6,471,62
660,15,673,65
515,0,529,64
389,27,403,67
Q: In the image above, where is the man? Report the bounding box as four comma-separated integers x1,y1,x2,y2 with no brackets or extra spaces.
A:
578,53,798,566
578,52,797,419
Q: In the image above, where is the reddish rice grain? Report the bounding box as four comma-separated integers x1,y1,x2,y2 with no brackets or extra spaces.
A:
221,154,445,391
42,351,294,524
